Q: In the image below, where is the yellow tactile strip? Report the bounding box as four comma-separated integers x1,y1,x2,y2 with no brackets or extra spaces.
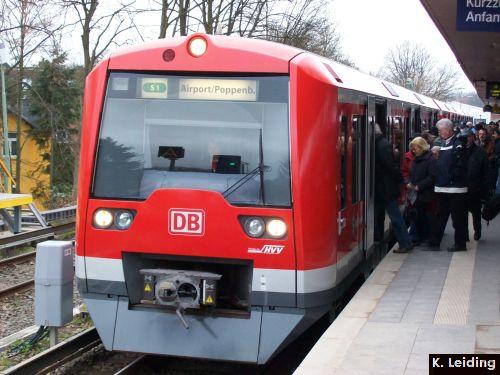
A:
433,242,477,325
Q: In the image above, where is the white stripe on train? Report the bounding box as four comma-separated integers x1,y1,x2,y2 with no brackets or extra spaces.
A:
76,253,360,294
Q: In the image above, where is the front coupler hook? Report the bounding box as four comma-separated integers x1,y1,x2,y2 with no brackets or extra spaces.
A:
176,305,190,329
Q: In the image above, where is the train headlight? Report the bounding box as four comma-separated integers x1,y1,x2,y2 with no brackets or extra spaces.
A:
93,209,113,229
115,211,134,230
266,219,287,238
188,36,207,57
244,217,265,238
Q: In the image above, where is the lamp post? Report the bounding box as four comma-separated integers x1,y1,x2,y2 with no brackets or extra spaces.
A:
0,42,11,192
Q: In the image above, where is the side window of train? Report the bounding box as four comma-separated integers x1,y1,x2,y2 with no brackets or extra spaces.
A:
360,115,366,200
392,117,402,162
341,115,348,210
351,115,360,204
405,117,411,153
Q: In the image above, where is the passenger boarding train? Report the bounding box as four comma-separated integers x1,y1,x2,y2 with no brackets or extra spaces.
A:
75,33,483,363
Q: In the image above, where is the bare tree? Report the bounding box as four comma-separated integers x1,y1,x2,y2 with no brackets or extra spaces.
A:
153,0,352,65
157,0,178,38
379,41,461,101
263,0,354,65
61,0,137,76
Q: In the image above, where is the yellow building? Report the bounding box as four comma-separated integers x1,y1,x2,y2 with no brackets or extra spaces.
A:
1,108,51,210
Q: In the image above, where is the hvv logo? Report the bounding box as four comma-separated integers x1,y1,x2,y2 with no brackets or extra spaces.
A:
169,209,205,235
248,245,285,255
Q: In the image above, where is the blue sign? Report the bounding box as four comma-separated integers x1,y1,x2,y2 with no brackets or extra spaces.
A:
456,0,500,32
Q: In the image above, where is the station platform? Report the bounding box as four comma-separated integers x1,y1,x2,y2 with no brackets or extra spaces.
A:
0,193,47,233
0,193,32,209
295,221,500,374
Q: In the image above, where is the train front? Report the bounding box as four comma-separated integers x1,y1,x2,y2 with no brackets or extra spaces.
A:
75,35,321,364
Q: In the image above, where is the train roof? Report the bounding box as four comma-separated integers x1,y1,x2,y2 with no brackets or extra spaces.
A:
321,58,485,116
107,33,302,74
103,33,482,117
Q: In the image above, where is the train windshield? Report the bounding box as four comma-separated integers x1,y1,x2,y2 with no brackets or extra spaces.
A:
92,73,291,207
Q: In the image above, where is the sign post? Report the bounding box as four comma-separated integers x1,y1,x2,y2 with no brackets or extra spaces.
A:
0,42,11,193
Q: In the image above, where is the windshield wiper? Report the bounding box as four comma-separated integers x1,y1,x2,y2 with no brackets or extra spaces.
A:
222,163,270,199
223,129,268,202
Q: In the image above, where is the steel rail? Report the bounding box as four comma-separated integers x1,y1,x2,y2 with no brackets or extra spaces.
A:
0,279,34,299
0,221,75,251
113,355,148,375
0,251,36,267
1,327,101,375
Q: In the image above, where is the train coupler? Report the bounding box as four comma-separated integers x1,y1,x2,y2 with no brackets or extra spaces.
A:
139,269,222,311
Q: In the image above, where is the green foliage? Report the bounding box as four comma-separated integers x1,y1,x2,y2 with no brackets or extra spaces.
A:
27,49,83,205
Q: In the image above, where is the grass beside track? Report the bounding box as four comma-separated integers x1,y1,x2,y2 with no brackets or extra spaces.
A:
0,314,93,371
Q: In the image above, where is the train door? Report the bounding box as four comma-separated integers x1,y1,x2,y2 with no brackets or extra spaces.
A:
338,115,350,261
374,100,391,243
337,109,364,281
365,96,376,257
352,114,364,256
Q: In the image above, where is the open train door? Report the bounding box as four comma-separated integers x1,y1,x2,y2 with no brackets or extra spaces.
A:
364,96,376,259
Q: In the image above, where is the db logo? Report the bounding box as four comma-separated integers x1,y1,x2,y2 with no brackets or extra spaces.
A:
169,209,205,235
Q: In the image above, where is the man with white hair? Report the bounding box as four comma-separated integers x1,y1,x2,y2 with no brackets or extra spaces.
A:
427,118,469,251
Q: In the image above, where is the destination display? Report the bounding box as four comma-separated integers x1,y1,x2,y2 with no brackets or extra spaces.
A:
456,0,500,32
486,82,500,99
179,79,258,101
131,77,260,101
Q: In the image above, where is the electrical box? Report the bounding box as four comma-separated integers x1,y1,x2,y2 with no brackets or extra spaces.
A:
35,241,74,327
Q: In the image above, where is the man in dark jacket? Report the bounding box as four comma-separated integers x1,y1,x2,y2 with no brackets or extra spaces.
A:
374,124,412,253
428,119,469,251
491,129,500,194
465,130,489,240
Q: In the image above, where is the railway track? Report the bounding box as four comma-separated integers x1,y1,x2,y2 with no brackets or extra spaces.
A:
0,222,75,299
0,279,34,299
1,308,331,374
113,355,148,375
1,328,101,375
0,251,36,267
0,221,75,251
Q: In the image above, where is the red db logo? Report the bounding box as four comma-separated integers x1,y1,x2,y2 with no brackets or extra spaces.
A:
169,209,205,235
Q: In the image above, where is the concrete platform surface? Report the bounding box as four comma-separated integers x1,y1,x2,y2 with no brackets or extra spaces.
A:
295,220,500,375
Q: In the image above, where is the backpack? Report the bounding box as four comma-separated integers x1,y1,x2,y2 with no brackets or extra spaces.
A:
482,195,500,223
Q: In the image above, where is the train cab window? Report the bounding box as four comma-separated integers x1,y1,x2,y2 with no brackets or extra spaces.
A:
92,73,291,207
340,116,348,209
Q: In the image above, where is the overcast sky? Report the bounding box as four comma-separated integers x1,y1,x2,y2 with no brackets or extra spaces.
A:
330,0,476,92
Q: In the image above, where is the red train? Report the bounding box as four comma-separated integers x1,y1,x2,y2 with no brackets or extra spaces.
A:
75,34,477,363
